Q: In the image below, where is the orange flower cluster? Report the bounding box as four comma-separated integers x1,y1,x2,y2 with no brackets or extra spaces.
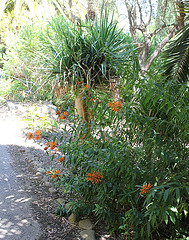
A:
90,98,93,102
27,130,41,140
107,101,123,112
46,169,60,179
140,183,153,195
34,130,41,140
78,80,83,84
27,132,33,140
60,111,68,120
86,172,103,184
85,85,89,89
58,156,64,162
56,110,60,115
47,141,56,149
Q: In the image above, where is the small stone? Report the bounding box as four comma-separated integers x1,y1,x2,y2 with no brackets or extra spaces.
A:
80,230,96,240
68,213,77,224
44,181,52,187
36,172,42,176
36,167,46,173
78,219,93,230
56,198,64,205
48,187,58,194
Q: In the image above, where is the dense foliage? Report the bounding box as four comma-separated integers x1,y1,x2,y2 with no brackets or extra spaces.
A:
0,5,189,240
45,73,188,239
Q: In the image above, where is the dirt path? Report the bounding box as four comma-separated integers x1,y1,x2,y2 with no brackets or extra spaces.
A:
0,145,41,240
0,103,81,240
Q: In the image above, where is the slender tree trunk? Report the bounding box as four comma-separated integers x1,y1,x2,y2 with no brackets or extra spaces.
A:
110,76,122,102
74,87,91,136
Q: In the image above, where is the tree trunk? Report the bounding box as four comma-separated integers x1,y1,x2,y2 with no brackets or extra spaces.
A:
74,88,91,136
110,77,122,102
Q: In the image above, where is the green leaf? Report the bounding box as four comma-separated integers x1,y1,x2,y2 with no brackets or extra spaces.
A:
185,186,189,196
163,211,169,224
53,119,59,130
169,211,176,224
147,222,151,237
163,189,169,202
175,188,180,203
170,207,178,213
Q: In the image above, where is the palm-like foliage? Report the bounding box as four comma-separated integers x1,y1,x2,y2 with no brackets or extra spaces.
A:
162,0,189,83
162,25,189,82
39,9,130,86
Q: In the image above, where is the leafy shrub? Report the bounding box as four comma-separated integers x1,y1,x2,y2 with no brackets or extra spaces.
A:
43,74,188,239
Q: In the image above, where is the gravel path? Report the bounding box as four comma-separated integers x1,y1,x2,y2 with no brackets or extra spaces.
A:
0,102,81,240
0,145,41,240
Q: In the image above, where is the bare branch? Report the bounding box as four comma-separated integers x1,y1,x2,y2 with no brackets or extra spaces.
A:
136,0,144,25
125,0,138,46
146,0,152,26
144,26,178,72
150,23,175,37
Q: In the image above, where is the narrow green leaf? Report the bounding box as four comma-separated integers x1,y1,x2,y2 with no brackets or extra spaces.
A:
53,119,59,130
147,222,151,237
169,212,176,224
163,211,168,224
175,188,180,203
163,189,169,202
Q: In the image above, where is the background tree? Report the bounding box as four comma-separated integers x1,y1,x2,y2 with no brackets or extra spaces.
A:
124,0,188,76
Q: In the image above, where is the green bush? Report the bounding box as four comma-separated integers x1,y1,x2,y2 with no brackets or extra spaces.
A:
44,74,188,239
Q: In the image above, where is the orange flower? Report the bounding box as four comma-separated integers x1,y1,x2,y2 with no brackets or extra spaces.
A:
27,132,33,140
46,169,60,179
52,170,60,179
54,170,60,174
78,80,83,84
86,171,103,184
58,157,64,162
90,98,93,102
107,101,112,107
140,183,153,196
56,110,60,115
48,142,56,149
59,111,68,120
44,146,48,150
35,130,41,136
35,135,41,140
110,101,123,112
85,85,89,89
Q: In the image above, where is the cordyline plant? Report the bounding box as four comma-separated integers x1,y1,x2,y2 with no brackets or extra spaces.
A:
38,7,131,133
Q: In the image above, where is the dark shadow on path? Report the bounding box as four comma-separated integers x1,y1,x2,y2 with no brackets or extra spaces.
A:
0,143,81,240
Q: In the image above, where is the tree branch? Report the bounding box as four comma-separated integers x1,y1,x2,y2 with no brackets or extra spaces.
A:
144,26,178,72
147,0,152,26
136,0,144,25
150,23,175,37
